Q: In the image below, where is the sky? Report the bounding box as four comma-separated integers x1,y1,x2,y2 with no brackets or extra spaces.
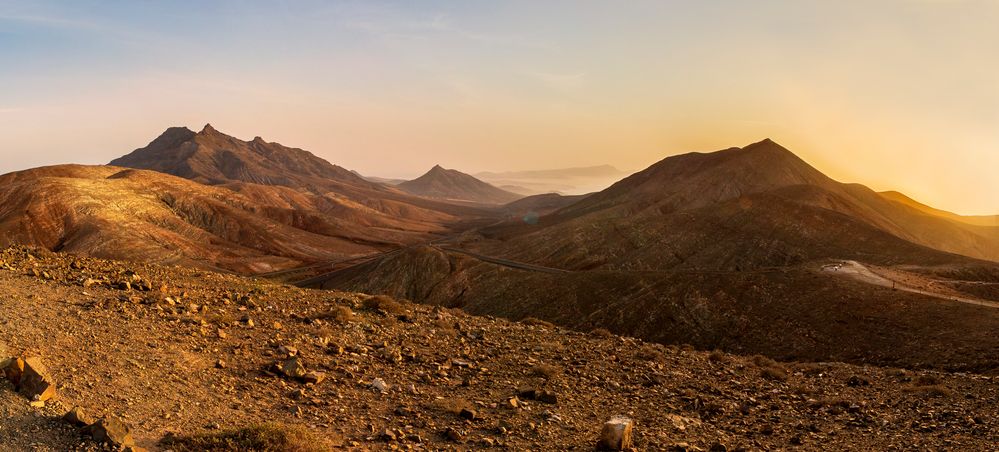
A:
0,1,996,215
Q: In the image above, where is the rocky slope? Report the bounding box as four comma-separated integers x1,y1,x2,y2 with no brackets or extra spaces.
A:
1,246,997,450
0,165,443,274
398,165,524,205
312,140,999,371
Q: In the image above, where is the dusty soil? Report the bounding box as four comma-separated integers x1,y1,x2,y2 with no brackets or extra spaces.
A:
1,246,998,451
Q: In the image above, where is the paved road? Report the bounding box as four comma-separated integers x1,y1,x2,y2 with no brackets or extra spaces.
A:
824,260,999,309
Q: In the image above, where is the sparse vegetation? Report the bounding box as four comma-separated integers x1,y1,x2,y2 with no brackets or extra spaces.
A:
590,328,613,338
312,305,355,323
362,295,407,315
904,384,953,397
520,317,554,328
707,349,729,363
160,423,337,451
635,345,664,361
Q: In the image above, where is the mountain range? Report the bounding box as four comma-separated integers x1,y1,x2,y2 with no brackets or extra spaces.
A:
2,128,997,370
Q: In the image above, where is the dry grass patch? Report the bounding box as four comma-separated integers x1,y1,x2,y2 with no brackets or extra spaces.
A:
707,350,729,363
904,384,953,397
160,423,338,451
362,295,407,315
590,328,613,338
520,317,554,328
635,345,664,361
311,305,355,323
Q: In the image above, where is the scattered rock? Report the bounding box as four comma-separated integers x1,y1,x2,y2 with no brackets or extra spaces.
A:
19,357,56,402
303,371,326,385
63,406,94,427
459,407,478,420
278,356,307,379
372,378,390,392
85,417,136,447
597,415,634,451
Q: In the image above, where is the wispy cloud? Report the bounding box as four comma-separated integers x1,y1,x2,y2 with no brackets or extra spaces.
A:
341,7,557,52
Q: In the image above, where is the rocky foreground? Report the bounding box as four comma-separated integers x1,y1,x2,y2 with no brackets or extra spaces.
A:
0,246,996,451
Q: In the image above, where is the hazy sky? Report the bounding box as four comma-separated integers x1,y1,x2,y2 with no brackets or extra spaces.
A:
1,1,996,214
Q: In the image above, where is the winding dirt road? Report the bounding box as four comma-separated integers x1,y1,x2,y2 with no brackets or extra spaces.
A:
824,260,999,309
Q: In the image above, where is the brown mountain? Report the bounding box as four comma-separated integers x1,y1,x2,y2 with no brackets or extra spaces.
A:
110,125,494,223
397,165,524,205
312,139,999,370
111,124,372,191
0,165,420,274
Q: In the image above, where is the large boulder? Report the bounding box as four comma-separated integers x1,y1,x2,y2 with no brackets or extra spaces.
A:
19,357,56,401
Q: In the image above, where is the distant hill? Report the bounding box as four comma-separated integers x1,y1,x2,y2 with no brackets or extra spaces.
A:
475,164,628,196
880,191,999,227
350,170,406,186
398,165,524,205
476,164,626,180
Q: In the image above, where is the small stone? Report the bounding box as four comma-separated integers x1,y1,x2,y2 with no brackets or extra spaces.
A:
506,397,520,408
372,378,390,392
444,427,465,442
279,356,307,379
459,408,477,420
303,371,326,385
64,406,94,427
215,359,226,369
272,321,283,330
85,418,135,447
277,345,298,357
536,390,558,404
597,415,634,451
29,400,45,408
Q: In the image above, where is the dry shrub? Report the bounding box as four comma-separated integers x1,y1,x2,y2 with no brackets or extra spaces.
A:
362,295,406,315
707,350,729,363
750,355,778,368
903,385,953,397
530,363,562,379
760,366,789,382
795,363,826,376
590,328,614,338
635,345,664,361
312,305,355,323
433,318,456,334
520,317,554,328
160,423,337,451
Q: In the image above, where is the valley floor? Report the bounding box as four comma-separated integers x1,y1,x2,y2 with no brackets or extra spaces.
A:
0,247,997,450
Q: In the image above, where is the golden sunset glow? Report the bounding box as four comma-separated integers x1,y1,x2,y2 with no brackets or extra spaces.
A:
1,1,997,214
